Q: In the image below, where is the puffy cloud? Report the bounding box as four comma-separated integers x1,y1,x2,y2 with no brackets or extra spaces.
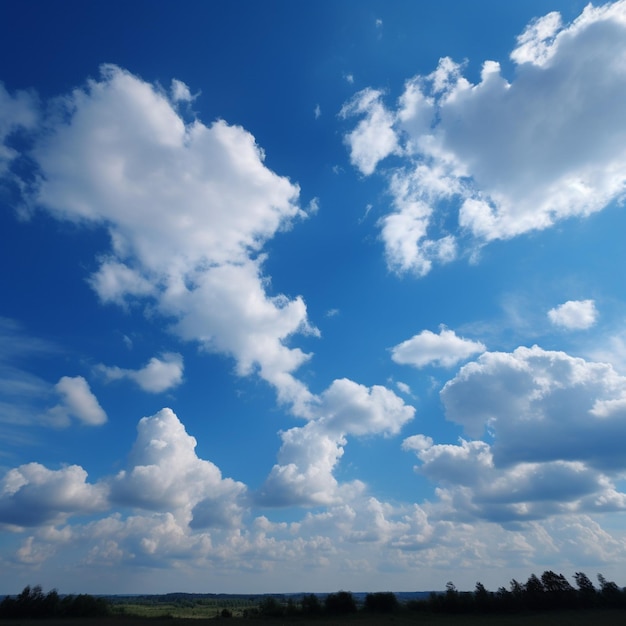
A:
256,421,350,507
409,438,623,523
441,345,626,470
110,408,246,528
395,346,626,524
340,88,400,175
98,353,184,393
0,463,107,528
47,376,107,426
548,299,598,330
317,378,415,436
343,0,626,275
0,321,107,430
257,379,414,506
391,327,485,368
0,406,246,547
21,65,315,413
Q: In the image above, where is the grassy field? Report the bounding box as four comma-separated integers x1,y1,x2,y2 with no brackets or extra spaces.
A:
2,609,626,625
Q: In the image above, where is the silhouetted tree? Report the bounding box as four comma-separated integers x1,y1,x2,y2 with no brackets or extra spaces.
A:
364,591,398,613
597,573,623,607
258,596,284,617
473,581,491,612
301,593,321,615
325,591,357,614
574,571,597,607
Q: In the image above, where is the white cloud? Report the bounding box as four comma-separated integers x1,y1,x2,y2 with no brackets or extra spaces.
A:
22,65,316,413
98,353,184,393
257,420,352,507
391,327,485,368
401,345,626,524
340,88,399,175
257,379,414,506
314,104,321,119
318,378,415,436
47,376,107,426
510,11,562,66
88,260,155,305
343,0,626,275
548,299,598,330
409,438,623,523
402,434,433,452
110,408,246,528
0,463,108,528
170,78,194,103
396,381,411,395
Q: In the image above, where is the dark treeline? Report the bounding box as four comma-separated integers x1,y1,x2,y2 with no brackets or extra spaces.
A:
0,585,110,619
422,571,625,614
2,571,625,620
249,571,625,618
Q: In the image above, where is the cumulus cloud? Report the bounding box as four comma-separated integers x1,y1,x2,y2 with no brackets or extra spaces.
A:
0,406,245,541
342,0,626,275
391,327,485,368
397,346,626,524
98,353,184,393
408,438,624,523
46,376,107,426
0,463,108,528
441,345,626,467
548,299,598,330
18,64,315,413
110,408,246,528
257,379,414,506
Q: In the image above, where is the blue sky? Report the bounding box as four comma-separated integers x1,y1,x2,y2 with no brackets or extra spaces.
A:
1,0,626,595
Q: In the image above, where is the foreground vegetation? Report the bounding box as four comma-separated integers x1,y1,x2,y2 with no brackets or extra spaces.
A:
1,570,625,623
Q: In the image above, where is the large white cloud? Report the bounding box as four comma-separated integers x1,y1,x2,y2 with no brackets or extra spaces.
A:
19,65,316,413
342,0,626,275
441,345,626,470
391,327,485,368
406,438,626,524
97,353,184,393
110,408,247,528
0,407,246,532
397,346,626,524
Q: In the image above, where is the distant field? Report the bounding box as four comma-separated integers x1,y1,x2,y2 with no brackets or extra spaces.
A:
2,609,626,625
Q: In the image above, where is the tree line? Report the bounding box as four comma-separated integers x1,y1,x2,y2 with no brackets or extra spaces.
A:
249,571,625,618
0,585,110,619
2,571,624,620
425,571,626,614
